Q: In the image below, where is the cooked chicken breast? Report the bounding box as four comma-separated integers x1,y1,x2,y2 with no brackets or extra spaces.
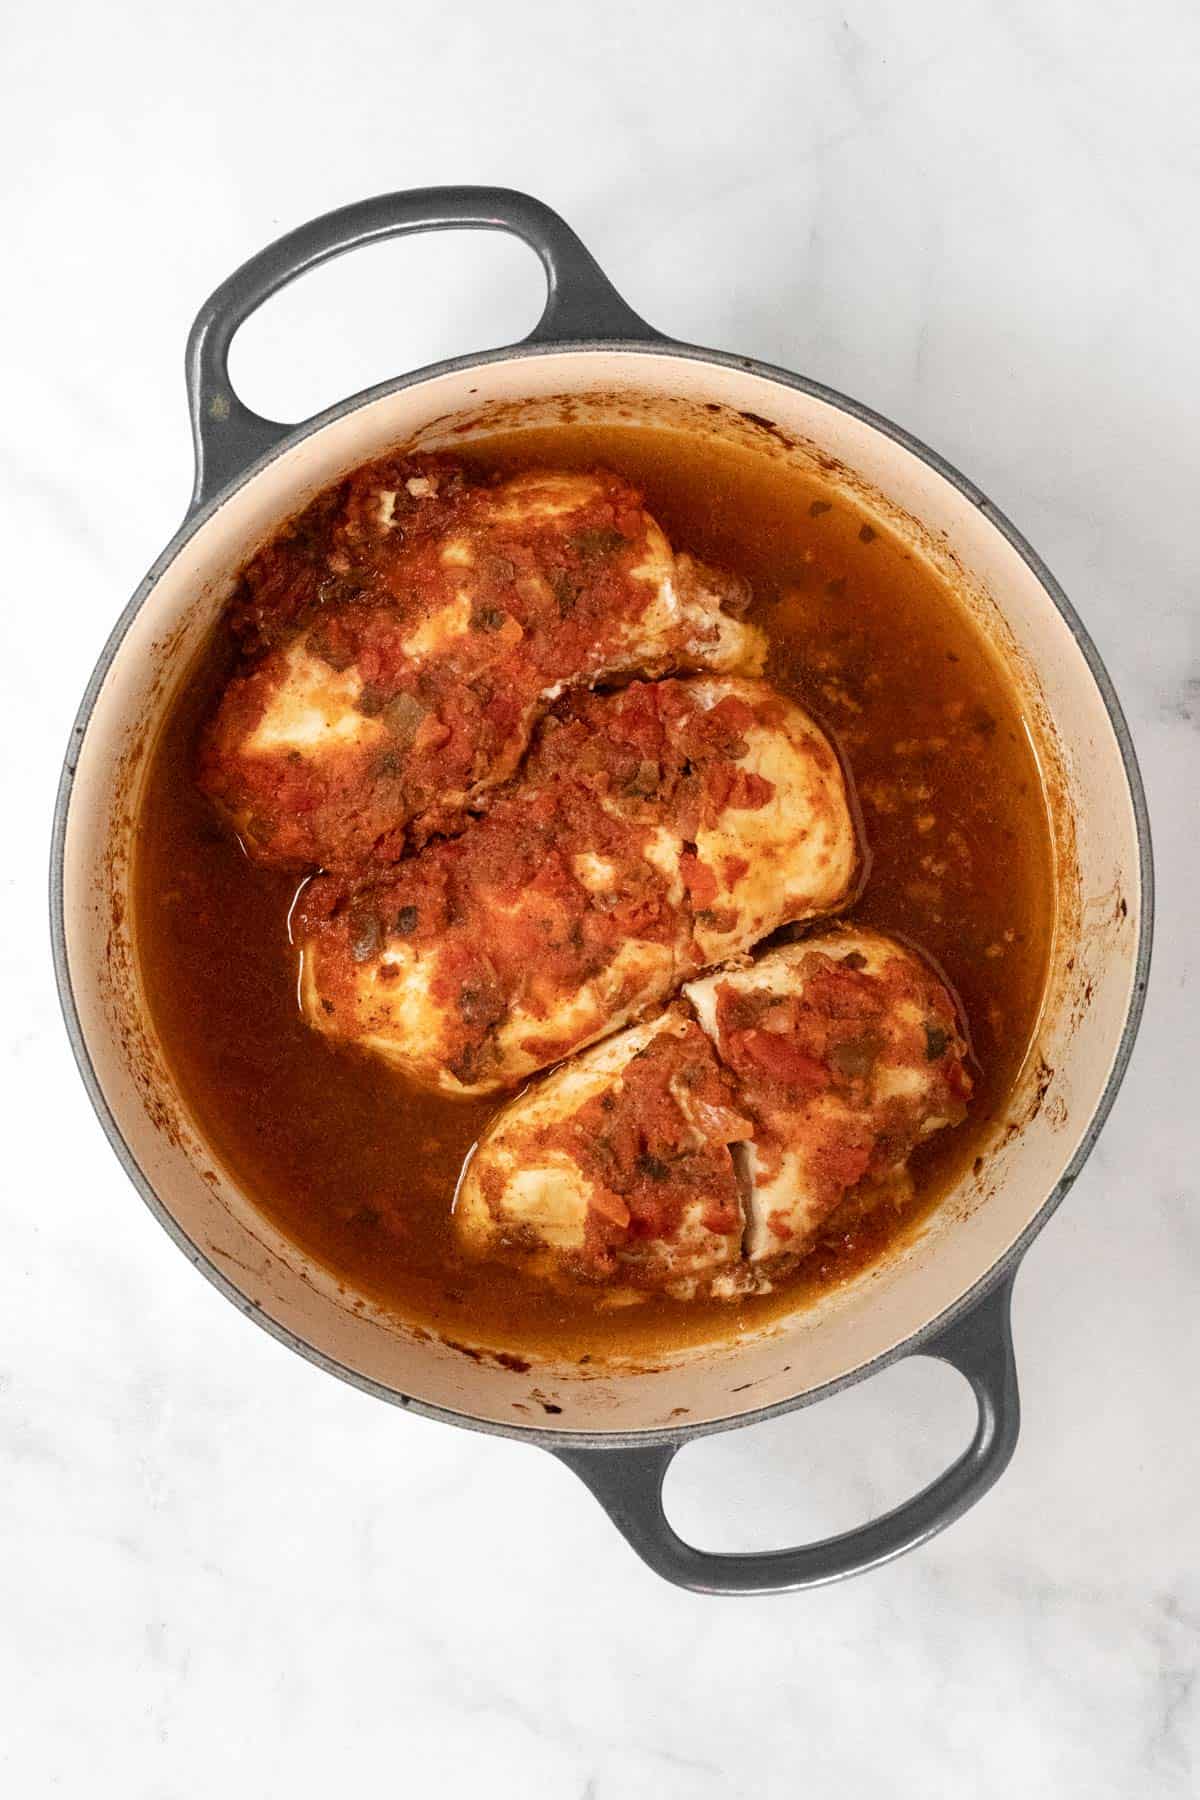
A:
200,459,765,869
453,1007,754,1299
296,677,857,1096
684,929,971,1264
455,928,970,1301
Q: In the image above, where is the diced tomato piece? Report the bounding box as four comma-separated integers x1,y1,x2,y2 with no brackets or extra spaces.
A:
413,712,452,755
589,1188,631,1229
727,769,774,810
737,1029,831,1094
679,851,719,907
811,1134,873,1191
707,695,757,736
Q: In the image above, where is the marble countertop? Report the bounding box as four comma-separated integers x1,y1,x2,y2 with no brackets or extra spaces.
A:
3,1,1196,1792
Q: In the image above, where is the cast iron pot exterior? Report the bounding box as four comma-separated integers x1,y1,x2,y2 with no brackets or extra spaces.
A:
51,188,1152,1594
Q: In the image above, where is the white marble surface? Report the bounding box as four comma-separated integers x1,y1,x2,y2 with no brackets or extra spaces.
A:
2,1,1197,1792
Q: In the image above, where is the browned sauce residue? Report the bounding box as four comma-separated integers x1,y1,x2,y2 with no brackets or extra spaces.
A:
133,425,1055,1359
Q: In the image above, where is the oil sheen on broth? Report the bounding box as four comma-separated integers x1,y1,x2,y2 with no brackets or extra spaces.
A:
134,425,1055,1359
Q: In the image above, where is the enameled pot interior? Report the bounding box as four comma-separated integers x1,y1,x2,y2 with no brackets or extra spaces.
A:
59,350,1142,1437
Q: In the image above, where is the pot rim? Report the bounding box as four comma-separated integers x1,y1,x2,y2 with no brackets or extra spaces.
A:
49,335,1155,1451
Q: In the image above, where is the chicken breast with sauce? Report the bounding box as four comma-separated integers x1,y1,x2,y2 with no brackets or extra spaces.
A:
295,677,857,1096
683,930,972,1266
455,929,971,1300
200,459,765,869
453,1008,754,1300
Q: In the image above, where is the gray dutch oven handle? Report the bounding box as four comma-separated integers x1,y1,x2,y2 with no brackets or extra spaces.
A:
553,1269,1020,1595
185,184,659,510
